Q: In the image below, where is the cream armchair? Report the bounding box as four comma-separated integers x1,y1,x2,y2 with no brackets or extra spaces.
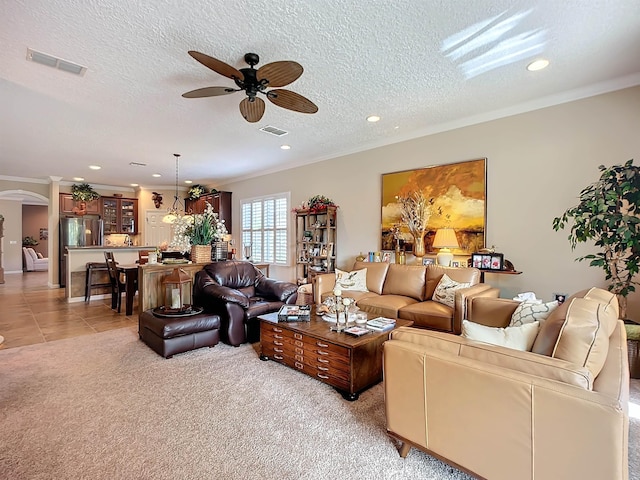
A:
383,288,629,480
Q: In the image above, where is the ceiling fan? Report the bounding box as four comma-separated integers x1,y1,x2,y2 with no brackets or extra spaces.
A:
182,51,318,123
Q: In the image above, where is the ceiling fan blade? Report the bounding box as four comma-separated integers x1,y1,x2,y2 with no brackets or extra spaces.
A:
182,86,237,98
188,51,243,80
239,97,265,123
257,61,303,87
267,89,318,114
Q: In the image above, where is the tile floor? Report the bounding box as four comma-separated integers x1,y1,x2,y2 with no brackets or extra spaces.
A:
0,271,137,350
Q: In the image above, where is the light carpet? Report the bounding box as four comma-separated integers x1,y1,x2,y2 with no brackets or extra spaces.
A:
0,327,638,480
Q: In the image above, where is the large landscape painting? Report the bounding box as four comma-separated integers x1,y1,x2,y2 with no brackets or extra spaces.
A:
381,158,486,254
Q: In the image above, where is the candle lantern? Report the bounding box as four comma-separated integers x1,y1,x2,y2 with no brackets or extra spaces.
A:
162,268,192,313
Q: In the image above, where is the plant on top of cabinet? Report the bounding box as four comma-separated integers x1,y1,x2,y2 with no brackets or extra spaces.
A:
188,184,207,200
71,183,100,202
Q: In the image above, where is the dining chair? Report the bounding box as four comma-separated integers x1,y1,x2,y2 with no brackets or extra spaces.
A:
104,251,126,313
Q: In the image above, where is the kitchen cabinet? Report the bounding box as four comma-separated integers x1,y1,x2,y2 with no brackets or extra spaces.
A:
101,197,138,234
59,194,101,215
184,191,232,233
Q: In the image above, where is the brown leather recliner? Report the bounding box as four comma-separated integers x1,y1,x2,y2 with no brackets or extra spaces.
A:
194,261,298,346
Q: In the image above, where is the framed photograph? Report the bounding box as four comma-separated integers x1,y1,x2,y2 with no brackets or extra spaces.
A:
422,257,435,266
490,254,504,270
382,251,392,263
381,158,487,254
554,293,568,304
452,261,460,267
39,228,48,240
320,246,328,257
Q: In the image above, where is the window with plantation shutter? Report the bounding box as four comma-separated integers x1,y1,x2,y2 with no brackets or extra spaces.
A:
240,193,289,265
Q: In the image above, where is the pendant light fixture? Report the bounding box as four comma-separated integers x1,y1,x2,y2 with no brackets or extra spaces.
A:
162,153,184,224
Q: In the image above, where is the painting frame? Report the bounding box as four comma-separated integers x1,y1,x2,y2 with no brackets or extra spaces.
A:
381,158,487,255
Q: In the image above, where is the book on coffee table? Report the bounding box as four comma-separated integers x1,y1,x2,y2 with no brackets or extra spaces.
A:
344,326,371,337
277,305,311,322
366,317,396,332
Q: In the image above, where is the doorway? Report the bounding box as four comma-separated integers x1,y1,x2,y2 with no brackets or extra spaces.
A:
144,210,172,248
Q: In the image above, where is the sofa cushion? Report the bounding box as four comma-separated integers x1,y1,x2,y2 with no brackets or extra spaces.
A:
425,265,480,300
382,264,426,301
433,274,471,308
509,301,559,327
551,297,618,378
583,287,619,334
356,294,417,318
461,319,540,351
398,301,454,331
352,261,389,294
335,267,368,292
531,289,590,356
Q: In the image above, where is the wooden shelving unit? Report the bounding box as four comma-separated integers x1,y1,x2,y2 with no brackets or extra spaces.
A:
295,206,337,285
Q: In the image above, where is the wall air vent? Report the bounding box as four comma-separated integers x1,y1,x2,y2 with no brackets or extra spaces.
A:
259,125,289,137
26,48,87,76
129,162,147,167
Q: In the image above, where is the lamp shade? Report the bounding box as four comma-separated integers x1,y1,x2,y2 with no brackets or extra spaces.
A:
432,228,459,249
433,228,459,266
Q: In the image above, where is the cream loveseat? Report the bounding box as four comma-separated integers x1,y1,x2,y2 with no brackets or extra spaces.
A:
22,247,48,271
383,287,629,480
314,261,498,334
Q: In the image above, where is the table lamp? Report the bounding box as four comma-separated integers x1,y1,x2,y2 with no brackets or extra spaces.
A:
432,228,459,266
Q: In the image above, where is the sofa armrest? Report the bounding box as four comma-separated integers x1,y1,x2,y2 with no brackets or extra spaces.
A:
452,284,500,334
467,297,520,328
314,273,336,304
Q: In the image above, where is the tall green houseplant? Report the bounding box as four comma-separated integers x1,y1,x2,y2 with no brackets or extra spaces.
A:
552,159,640,319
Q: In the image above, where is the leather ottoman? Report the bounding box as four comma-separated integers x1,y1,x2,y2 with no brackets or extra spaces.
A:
139,309,220,358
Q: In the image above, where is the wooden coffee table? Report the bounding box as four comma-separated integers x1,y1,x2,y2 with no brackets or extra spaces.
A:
258,307,412,400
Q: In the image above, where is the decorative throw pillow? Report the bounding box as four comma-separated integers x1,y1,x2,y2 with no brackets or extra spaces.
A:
335,268,368,292
433,274,471,308
509,301,559,327
462,320,540,351
36,252,44,259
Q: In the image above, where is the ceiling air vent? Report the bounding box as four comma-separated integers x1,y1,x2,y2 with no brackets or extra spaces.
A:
26,48,87,76
259,125,289,137
129,162,147,167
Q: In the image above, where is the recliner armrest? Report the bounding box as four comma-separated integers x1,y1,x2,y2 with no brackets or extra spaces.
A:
255,276,298,302
200,284,250,308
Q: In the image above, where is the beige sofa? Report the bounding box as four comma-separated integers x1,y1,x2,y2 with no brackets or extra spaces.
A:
314,261,498,334
383,287,629,480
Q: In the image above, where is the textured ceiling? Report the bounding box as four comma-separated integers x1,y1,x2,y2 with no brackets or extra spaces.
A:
1,0,639,189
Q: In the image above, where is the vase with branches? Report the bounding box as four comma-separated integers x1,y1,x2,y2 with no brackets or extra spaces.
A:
552,159,640,319
398,191,434,258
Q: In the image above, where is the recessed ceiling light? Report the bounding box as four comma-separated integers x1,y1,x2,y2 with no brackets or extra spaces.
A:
130,183,139,187
527,59,549,71
73,177,85,181
280,145,291,150
89,165,101,170
184,180,193,184
152,173,161,178
367,115,381,123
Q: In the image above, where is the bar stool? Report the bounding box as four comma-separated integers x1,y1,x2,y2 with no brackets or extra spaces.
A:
84,262,111,302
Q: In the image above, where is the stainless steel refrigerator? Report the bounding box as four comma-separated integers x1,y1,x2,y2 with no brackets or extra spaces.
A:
59,216,103,286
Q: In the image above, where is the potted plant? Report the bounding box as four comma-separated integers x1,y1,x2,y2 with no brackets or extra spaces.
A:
170,203,228,262
552,159,640,318
22,236,39,247
188,184,206,200
71,183,100,202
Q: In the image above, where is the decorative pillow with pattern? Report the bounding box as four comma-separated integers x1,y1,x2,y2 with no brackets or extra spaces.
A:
433,274,471,308
335,268,368,292
509,301,559,327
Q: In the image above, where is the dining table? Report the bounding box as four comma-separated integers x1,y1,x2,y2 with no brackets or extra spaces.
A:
117,264,139,316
